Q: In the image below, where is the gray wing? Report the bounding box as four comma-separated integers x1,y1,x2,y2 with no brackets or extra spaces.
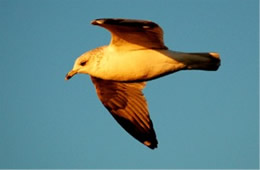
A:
91,76,158,149
91,18,168,50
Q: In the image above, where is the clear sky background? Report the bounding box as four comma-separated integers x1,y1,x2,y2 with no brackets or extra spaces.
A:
0,0,259,169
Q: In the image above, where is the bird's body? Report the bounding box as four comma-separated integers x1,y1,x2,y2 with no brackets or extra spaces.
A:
66,18,221,149
75,46,219,82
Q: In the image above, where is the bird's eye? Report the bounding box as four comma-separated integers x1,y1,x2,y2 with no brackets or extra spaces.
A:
80,61,87,66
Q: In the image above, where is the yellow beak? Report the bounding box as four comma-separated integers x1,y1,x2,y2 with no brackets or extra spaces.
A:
65,70,77,80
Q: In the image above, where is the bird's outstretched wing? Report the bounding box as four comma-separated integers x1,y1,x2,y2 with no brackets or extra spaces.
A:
91,76,158,149
91,18,168,50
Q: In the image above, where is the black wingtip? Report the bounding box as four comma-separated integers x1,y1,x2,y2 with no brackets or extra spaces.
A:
91,18,105,25
91,18,159,29
144,140,158,149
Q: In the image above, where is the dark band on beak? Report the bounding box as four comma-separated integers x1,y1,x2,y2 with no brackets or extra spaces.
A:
65,70,77,80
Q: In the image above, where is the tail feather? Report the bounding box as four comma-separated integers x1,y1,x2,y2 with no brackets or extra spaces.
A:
185,52,221,71
168,51,221,71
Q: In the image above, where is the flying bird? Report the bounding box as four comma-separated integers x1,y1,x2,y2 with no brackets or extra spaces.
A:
65,18,221,149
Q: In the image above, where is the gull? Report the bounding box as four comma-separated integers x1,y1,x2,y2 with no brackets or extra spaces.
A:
65,18,221,149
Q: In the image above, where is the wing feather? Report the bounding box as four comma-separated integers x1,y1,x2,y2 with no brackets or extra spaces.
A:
91,76,158,149
91,18,168,50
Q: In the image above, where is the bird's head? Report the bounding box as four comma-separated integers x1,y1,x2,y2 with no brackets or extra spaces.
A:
65,51,92,80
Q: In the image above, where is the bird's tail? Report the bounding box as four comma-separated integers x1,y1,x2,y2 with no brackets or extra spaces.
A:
168,51,221,71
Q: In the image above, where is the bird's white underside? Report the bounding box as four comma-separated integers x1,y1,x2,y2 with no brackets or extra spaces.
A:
66,18,220,149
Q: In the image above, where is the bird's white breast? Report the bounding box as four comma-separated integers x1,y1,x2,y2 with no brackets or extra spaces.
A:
90,47,186,81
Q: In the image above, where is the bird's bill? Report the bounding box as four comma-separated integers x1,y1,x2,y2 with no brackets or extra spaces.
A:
65,70,77,80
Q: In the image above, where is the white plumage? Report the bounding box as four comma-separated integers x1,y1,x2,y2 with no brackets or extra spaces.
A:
65,18,221,149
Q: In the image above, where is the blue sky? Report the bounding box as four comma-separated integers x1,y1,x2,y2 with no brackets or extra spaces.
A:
0,0,259,168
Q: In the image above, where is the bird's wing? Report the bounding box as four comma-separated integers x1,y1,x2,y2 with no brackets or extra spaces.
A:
91,18,168,50
91,76,158,149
